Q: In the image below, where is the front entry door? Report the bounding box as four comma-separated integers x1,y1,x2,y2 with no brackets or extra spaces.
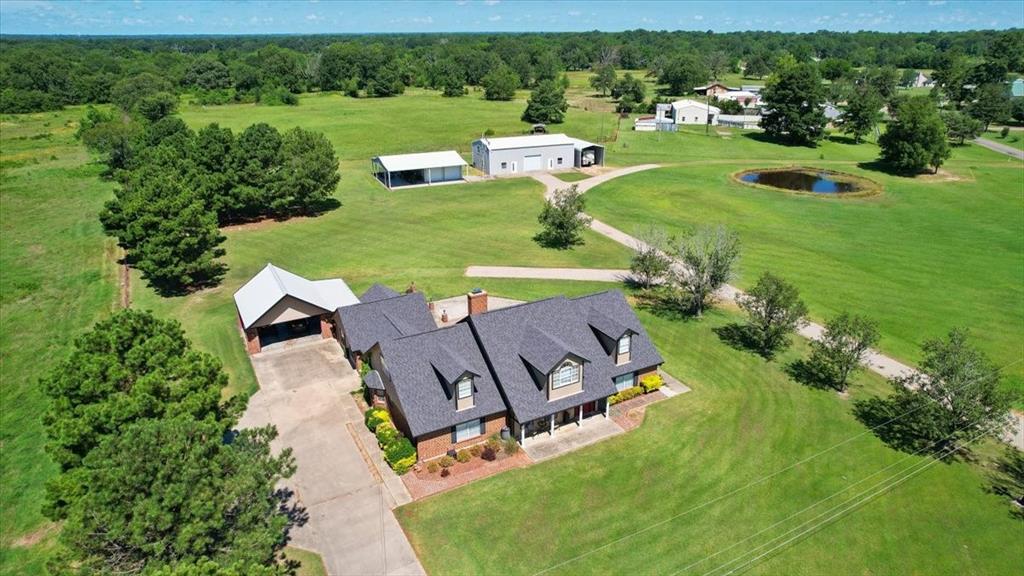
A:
510,161,518,173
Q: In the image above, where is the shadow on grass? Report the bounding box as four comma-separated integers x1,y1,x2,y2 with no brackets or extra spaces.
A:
851,395,967,460
713,322,779,360
987,447,1024,521
785,358,836,390
856,160,938,178
632,288,696,323
740,131,819,148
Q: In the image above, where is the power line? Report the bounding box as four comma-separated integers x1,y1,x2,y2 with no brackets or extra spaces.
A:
529,359,1019,576
701,426,993,576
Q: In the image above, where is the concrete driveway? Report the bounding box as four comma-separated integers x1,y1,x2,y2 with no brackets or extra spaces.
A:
240,339,424,576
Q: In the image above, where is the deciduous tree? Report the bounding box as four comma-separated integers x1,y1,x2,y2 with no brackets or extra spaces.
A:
738,272,807,358
879,95,950,173
659,55,706,95
481,64,519,101
837,85,883,143
807,312,880,391
630,225,672,289
967,83,1011,130
667,225,740,317
535,185,591,248
589,63,617,96
942,110,983,145
761,63,827,146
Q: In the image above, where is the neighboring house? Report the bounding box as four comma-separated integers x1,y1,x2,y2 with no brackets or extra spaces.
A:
667,99,722,125
694,82,737,96
741,84,764,94
334,285,437,370
371,150,467,190
1012,78,1024,98
823,103,843,123
471,133,605,175
355,288,665,460
719,90,761,108
234,263,360,355
911,71,933,88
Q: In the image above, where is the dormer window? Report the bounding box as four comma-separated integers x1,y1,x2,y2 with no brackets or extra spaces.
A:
616,334,631,364
551,360,581,389
456,376,474,410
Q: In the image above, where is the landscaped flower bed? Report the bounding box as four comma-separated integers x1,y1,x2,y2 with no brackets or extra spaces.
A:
608,373,665,404
403,435,532,500
364,407,416,475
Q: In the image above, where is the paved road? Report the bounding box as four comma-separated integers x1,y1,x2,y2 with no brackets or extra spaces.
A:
533,168,1024,449
240,340,424,576
466,265,632,283
973,137,1024,160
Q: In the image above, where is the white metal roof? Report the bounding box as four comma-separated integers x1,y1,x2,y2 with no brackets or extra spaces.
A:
234,263,360,329
373,150,467,173
567,137,603,151
671,99,721,113
475,133,577,151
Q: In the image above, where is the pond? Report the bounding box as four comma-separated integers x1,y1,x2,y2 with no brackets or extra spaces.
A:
738,169,861,194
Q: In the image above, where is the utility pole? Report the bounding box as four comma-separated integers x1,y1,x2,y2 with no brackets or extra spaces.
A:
705,91,710,136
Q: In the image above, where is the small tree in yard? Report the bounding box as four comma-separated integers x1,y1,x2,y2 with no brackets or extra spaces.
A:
879,96,950,174
667,225,740,316
589,63,617,96
837,85,883,144
967,83,1011,131
522,79,568,124
630,225,672,289
481,64,519,101
807,312,880,392
535,185,591,248
942,110,984,145
738,272,808,358
862,329,1013,455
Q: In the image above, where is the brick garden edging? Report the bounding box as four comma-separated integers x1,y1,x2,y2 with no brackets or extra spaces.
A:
403,451,533,500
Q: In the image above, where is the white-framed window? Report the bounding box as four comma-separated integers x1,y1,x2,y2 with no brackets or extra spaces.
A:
557,157,563,165
457,377,472,399
614,373,635,392
501,161,508,169
454,418,482,442
618,334,631,355
552,360,581,389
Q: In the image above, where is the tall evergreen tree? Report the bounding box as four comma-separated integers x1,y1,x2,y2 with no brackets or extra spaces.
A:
270,128,340,215
522,79,568,124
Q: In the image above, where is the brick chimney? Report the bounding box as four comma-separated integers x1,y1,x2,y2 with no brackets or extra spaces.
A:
467,288,488,315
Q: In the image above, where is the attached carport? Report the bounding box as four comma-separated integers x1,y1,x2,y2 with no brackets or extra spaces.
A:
371,150,468,190
234,263,360,354
569,138,605,168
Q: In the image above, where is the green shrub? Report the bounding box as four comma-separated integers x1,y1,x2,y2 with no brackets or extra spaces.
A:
439,455,456,468
365,407,390,431
501,437,519,455
481,446,497,461
486,435,502,453
640,374,664,393
469,444,483,457
375,422,399,447
384,437,416,474
609,386,644,405
456,449,471,463
426,461,439,474
391,454,416,475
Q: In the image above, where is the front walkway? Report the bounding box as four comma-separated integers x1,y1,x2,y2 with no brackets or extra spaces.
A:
240,339,424,576
522,416,625,462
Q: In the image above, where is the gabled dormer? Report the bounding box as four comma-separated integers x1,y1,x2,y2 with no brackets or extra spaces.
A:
430,344,479,412
517,326,588,401
548,355,584,401
587,308,635,365
454,373,475,411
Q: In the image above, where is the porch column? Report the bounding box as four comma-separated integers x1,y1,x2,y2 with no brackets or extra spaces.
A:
577,404,582,426
520,422,525,445
549,414,555,436
604,398,609,418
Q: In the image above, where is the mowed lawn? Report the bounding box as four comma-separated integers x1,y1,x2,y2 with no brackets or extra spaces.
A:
588,129,1024,396
396,305,1024,575
0,110,119,573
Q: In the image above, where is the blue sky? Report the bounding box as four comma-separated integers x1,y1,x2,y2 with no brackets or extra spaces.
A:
1,1,1021,36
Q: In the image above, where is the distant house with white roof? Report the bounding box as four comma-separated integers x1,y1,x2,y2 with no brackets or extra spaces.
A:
371,150,467,190
663,99,722,125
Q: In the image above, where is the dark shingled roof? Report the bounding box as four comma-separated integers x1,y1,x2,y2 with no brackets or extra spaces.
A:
380,324,506,438
360,283,401,303
364,370,385,391
466,290,663,423
336,292,436,354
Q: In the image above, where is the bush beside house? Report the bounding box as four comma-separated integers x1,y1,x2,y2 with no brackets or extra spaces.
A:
609,373,667,404
364,407,415,475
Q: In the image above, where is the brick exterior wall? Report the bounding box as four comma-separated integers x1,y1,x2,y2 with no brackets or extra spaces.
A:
416,412,507,461
637,366,658,380
319,314,333,339
467,290,488,315
239,313,261,355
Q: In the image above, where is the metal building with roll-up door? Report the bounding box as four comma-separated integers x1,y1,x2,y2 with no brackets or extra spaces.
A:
471,133,603,176
371,150,468,189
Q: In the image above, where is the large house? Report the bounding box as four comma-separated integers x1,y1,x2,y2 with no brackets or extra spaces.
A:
471,134,605,175
337,288,664,460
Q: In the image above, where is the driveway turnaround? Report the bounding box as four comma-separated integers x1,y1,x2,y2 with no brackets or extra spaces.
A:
240,339,424,576
465,265,632,283
973,137,1024,160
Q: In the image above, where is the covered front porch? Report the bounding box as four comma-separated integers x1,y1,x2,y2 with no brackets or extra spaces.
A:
518,403,624,462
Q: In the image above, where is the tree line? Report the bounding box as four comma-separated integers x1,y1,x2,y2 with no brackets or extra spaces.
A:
2,29,1021,112
79,85,340,295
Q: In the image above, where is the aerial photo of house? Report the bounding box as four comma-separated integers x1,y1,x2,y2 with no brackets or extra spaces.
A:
4,2,1022,576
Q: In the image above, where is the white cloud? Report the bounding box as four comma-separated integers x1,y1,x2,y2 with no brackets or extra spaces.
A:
412,15,434,23
484,0,500,5
121,16,147,25
306,13,322,21
132,0,142,9
928,1,946,5
176,14,193,23
568,10,581,16
488,14,502,21
693,14,703,21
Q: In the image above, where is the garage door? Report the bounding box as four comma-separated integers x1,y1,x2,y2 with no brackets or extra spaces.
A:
523,154,543,172
428,167,445,182
443,165,462,181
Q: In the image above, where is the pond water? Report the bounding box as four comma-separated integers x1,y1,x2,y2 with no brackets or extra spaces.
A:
739,170,859,194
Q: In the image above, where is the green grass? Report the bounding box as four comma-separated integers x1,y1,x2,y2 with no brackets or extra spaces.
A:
985,129,1024,151
587,129,1024,398
396,305,1024,575
283,547,326,576
553,170,592,182
0,110,119,573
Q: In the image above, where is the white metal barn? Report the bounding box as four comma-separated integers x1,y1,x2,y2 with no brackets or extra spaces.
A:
371,150,468,189
471,133,604,176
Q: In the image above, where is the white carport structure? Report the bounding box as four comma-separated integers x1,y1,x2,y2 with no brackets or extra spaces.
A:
234,263,360,354
371,150,468,189
568,137,605,168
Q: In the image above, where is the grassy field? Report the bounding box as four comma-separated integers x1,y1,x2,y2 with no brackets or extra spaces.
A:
586,128,1024,397
0,110,119,573
553,170,592,182
396,304,1024,575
